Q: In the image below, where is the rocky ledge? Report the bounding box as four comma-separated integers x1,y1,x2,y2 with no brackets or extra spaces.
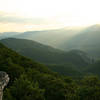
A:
0,71,9,100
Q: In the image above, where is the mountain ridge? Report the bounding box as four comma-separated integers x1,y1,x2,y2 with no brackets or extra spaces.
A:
0,38,90,66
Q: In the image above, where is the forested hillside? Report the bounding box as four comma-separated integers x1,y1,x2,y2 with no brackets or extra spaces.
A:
0,41,100,100
1,38,91,76
1,38,89,66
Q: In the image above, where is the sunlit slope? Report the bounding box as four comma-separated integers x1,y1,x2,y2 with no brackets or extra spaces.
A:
12,27,84,47
59,25,100,59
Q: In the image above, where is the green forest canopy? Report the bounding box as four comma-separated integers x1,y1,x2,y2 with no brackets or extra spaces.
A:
0,42,100,100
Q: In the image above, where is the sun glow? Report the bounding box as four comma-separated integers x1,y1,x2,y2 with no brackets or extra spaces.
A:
0,0,100,32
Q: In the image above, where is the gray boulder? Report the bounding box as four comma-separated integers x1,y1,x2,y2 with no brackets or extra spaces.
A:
0,71,9,100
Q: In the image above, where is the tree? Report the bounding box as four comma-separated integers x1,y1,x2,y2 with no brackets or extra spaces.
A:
4,74,45,100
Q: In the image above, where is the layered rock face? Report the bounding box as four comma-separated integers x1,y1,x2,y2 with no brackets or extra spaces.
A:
0,72,9,100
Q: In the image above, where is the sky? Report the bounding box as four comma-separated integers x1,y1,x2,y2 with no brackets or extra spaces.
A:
0,0,100,32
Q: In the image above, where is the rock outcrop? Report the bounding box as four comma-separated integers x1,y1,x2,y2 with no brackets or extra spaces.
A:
0,71,9,100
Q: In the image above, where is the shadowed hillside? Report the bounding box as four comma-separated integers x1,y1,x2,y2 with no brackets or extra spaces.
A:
0,38,90,71
0,38,92,77
0,41,100,100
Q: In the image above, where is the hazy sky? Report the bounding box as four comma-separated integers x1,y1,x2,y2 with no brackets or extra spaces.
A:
0,0,100,32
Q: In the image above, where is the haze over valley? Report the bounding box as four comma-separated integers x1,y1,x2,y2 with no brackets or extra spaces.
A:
1,0,100,100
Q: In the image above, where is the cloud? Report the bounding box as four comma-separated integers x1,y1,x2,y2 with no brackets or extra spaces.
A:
0,11,67,32
0,12,52,25
0,12,65,32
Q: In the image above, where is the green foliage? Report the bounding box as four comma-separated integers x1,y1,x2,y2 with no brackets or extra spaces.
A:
1,38,89,66
4,75,45,100
47,64,82,77
77,76,100,100
1,42,100,100
85,61,100,76
1,38,91,77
